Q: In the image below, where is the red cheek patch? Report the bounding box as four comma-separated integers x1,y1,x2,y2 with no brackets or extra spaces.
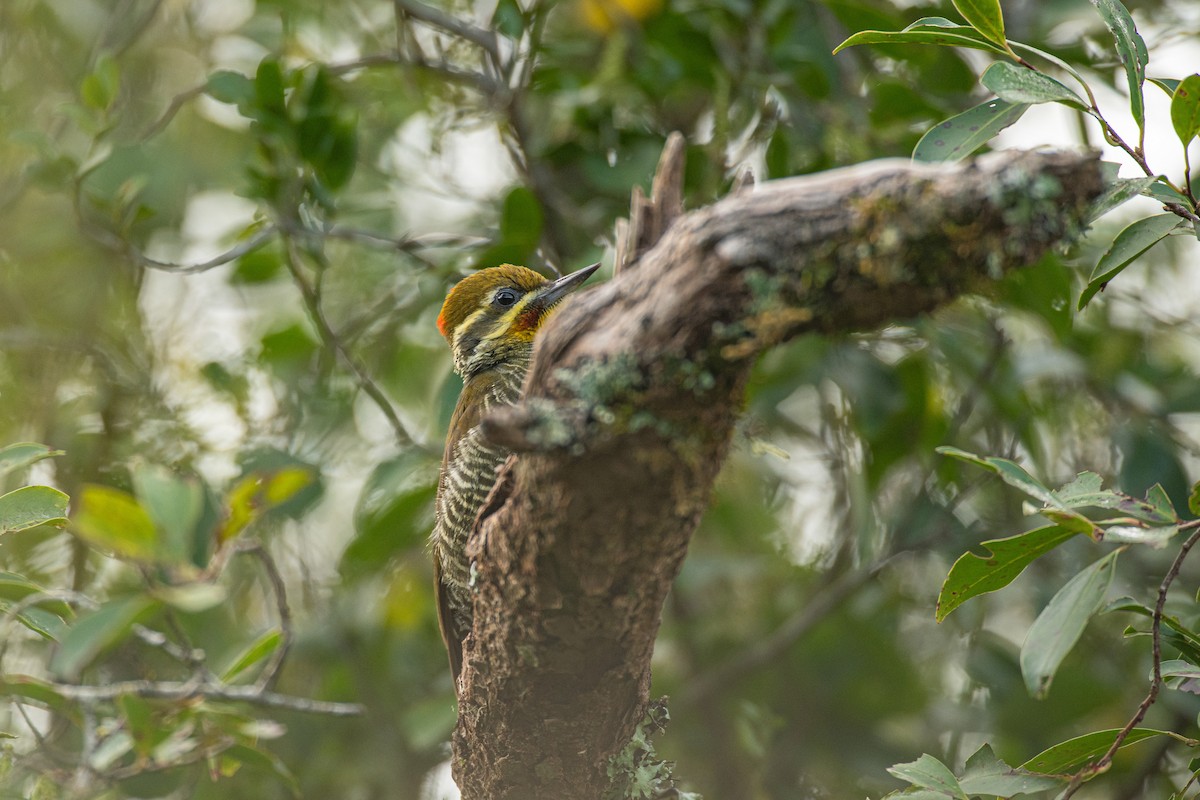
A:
515,307,541,331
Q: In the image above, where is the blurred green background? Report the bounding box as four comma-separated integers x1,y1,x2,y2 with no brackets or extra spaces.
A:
1,0,1199,797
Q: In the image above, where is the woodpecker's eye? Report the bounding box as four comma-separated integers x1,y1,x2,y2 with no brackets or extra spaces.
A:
493,288,519,307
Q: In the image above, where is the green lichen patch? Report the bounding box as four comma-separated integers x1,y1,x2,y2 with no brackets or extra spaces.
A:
604,699,700,800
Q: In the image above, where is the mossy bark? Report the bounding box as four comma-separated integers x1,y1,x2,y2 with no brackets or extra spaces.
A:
452,150,1105,799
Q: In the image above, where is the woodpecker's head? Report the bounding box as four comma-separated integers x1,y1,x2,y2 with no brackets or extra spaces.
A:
437,263,600,377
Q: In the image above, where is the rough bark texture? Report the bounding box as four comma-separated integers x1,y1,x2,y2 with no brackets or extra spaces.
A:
452,150,1105,799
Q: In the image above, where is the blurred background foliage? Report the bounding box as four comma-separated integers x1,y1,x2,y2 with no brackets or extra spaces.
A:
1,0,1199,798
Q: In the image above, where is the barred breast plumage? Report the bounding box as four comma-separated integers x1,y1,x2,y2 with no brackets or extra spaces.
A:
430,262,598,684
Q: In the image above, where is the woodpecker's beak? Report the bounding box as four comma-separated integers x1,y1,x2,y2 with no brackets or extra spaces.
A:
537,262,601,307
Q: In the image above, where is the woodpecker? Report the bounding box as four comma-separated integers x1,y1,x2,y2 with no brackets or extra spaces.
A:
433,262,600,682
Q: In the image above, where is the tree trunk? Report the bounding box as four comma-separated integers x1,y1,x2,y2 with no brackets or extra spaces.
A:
451,149,1105,799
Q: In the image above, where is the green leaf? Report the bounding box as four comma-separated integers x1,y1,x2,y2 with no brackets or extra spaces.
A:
1170,75,1200,145
1189,480,1200,517
0,601,68,641
254,58,287,120
1160,659,1200,682
1079,213,1184,309
0,675,71,712
1089,0,1149,133
1102,524,1178,547
206,70,255,107
0,443,65,477
980,62,1085,108
152,583,227,612
133,464,204,565
220,630,283,682
1021,728,1168,773
1145,482,1177,521
231,246,283,284
49,594,156,679
951,0,1006,47
1086,176,1161,223
1151,78,1181,96
500,186,544,248
1144,180,1192,206
833,18,1008,57
888,754,968,798
958,744,1064,795
221,744,300,797
1105,597,1200,661
913,98,1029,162
80,54,120,111
342,451,437,579
0,486,69,535
491,0,525,39
0,572,67,610
1020,550,1119,698
1050,473,1177,523
937,525,1081,622
1052,471,1106,506
219,464,318,543
71,484,161,563
0,572,73,639
936,446,1063,508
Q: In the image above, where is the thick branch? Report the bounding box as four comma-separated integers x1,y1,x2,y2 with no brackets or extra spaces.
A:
454,150,1105,799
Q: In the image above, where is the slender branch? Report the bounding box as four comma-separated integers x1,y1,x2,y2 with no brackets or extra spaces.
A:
1164,202,1200,224
3,675,363,716
240,542,292,693
281,234,412,447
1060,527,1200,798
140,84,206,141
393,0,501,64
679,556,897,708
323,225,489,253
131,623,205,667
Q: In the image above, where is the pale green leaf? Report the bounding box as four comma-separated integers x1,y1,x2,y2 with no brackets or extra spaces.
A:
1079,213,1184,309
72,484,161,563
1021,728,1168,773
913,99,1028,162
1085,176,1160,223
1170,74,1200,145
0,443,65,478
981,62,1084,108
888,753,968,798
50,594,157,679
951,0,1006,47
958,744,1064,795
220,630,283,682
937,525,1081,622
1021,550,1119,697
0,486,69,535
833,18,1008,56
1089,0,1149,132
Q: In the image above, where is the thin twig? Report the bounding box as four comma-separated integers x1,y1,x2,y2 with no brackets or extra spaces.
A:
281,234,412,447
1060,526,1200,798
140,84,206,141
130,623,205,667
679,555,900,708
393,0,500,63
238,542,291,693
133,226,277,274
323,225,489,253
3,675,364,716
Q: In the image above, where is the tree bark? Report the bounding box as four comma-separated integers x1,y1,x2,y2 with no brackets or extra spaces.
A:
452,150,1105,799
